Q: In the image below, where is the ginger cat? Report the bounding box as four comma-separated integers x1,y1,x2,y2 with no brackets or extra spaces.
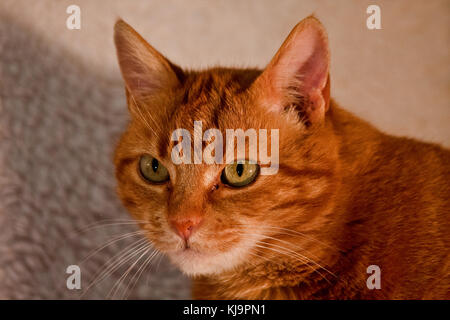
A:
113,16,450,299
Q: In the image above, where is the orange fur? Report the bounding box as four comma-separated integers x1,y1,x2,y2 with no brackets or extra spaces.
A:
113,17,450,299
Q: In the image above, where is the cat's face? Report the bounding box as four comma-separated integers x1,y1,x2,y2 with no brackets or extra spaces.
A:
114,17,338,276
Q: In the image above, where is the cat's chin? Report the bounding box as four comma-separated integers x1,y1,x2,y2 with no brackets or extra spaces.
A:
167,245,248,276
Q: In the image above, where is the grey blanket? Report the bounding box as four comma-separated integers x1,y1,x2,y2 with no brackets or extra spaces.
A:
0,13,190,299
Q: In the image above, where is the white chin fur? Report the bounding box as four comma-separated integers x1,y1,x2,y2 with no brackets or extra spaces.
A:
168,244,251,276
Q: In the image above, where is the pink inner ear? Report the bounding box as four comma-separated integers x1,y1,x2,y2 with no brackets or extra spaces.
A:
297,43,329,91
276,26,329,95
257,18,330,122
121,57,164,94
116,40,168,97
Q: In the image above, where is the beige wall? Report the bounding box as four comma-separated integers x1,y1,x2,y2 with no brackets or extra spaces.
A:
2,0,449,146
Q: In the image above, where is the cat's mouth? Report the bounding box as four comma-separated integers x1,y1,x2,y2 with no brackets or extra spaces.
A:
175,246,203,257
166,244,218,275
145,224,261,276
174,240,201,254
162,235,258,276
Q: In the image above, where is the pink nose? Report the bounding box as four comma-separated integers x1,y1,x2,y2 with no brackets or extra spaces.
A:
170,216,202,240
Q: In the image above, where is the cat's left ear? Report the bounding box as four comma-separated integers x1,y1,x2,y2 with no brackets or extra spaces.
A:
252,16,330,125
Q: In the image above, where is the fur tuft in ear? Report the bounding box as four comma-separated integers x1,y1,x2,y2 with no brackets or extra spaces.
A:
114,19,183,103
253,16,330,125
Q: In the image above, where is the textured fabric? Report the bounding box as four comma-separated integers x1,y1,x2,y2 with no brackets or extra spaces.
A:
0,14,190,299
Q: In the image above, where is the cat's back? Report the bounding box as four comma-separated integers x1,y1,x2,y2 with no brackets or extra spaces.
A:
332,106,449,298
348,131,450,298
374,133,450,208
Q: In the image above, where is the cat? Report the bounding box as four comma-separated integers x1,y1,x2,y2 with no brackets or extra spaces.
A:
113,16,450,299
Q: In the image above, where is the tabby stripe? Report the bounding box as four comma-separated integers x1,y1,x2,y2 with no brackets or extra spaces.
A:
279,164,334,179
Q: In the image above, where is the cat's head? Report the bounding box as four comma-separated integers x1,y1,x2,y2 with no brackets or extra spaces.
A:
113,16,339,276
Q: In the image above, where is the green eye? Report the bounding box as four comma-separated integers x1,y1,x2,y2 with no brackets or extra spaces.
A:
139,155,169,183
221,161,259,187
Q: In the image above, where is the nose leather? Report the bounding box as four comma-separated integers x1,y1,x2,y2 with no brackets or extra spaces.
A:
170,216,202,240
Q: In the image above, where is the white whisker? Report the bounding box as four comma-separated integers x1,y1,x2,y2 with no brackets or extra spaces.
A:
108,245,153,299
79,237,150,298
80,230,147,264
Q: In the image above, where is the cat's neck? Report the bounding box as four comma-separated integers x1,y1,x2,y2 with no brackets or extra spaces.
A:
328,101,383,174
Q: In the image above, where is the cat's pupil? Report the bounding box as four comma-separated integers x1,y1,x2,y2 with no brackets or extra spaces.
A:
151,158,159,172
236,163,244,177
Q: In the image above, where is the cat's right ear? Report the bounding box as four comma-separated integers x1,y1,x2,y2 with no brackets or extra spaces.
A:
251,16,330,126
114,19,183,104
